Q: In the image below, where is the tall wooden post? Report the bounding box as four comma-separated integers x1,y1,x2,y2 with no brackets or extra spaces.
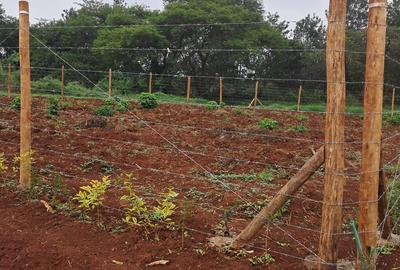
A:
186,76,191,105
61,65,64,100
391,88,396,117
318,0,347,269
254,81,259,108
7,64,12,98
219,77,223,105
358,0,388,269
19,0,32,188
297,84,303,112
149,72,153,94
108,68,112,98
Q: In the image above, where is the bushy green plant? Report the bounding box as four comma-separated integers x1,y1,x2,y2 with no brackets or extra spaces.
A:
290,125,307,133
152,187,179,223
297,114,309,122
138,93,158,109
47,97,61,116
95,105,115,117
11,96,21,110
390,113,400,125
206,101,219,110
73,176,111,210
31,76,60,93
120,181,151,227
258,118,279,130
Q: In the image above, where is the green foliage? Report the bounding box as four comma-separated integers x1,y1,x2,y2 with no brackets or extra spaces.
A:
258,118,279,130
31,76,60,93
65,81,93,97
73,176,111,210
206,101,219,111
297,114,309,121
152,187,179,223
95,105,115,117
10,96,21,110
138,93,158,109
289,125,307,133
47,97,61,116
249,253,275,266
377,243,395,255
390,113,400,125
120,181,178,228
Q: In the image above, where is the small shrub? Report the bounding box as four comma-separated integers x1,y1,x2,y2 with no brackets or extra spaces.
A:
104,97,115,106
258,118,278,130
95,105,114,117
297,114,309,122
11,96,21,110
206,101,219,110
390,113,400,125
116,99,130,112
47,97,61,116
73,176,111,210
152,187,178,224
121,181,151,227
138,93,158,109
234,108,243,115
249,253,275,266
290,125,307,133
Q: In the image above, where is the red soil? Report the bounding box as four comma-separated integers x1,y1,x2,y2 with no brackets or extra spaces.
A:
0,96,399,269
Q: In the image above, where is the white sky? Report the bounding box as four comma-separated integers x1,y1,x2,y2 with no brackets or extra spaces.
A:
1,0,328,23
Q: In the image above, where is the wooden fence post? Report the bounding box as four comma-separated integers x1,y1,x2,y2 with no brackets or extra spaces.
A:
219,77,223,105
149,72,153,94
248,81,263,108
318,0,347,269
297,84,303,112
61,65,64,100
7,63,12,98
391,88,396,117
19,0,32,188
108,68,112,98
186,76,191,105
358,0,388,269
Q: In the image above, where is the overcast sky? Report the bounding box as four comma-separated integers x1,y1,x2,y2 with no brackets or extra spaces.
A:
1,0,328,23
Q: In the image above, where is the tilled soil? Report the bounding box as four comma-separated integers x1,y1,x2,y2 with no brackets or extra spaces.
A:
0,96,400,269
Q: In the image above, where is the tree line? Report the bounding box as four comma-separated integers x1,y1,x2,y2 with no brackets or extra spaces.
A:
0,0,399,104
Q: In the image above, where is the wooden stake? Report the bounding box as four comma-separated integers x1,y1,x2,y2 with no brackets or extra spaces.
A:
297,84,303,112
231,146,324,249
19,0,32,188
391,88,396,118
186,76,191,105
7,63,12,98
61,65,64,100
318,0,347,269
219,77,223,105
149,72,153,94
248,81,263,108
358,1,388,269
108,68,112,98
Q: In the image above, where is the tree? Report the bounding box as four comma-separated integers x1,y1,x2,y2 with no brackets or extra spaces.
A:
347,0,368,30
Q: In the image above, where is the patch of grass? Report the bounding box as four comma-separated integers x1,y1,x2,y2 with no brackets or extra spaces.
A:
297,114,309,121
289,124,307,133
389,113,400,125
206,101,219,111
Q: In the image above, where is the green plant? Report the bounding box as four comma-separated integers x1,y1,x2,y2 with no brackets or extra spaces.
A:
206,101,219,110
259,170,273,186
249,253,275,266
95,105,114,117
377,243,395,255
120,181,152,227
138,93,158,109
390,113,400,125
47,97,61,116
11,96,21,110
234,107,243,115
104,97,115,106
73,176,111,210
152,187,179,224
258,118,278,130
290,125,307,133
297,114,309,121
